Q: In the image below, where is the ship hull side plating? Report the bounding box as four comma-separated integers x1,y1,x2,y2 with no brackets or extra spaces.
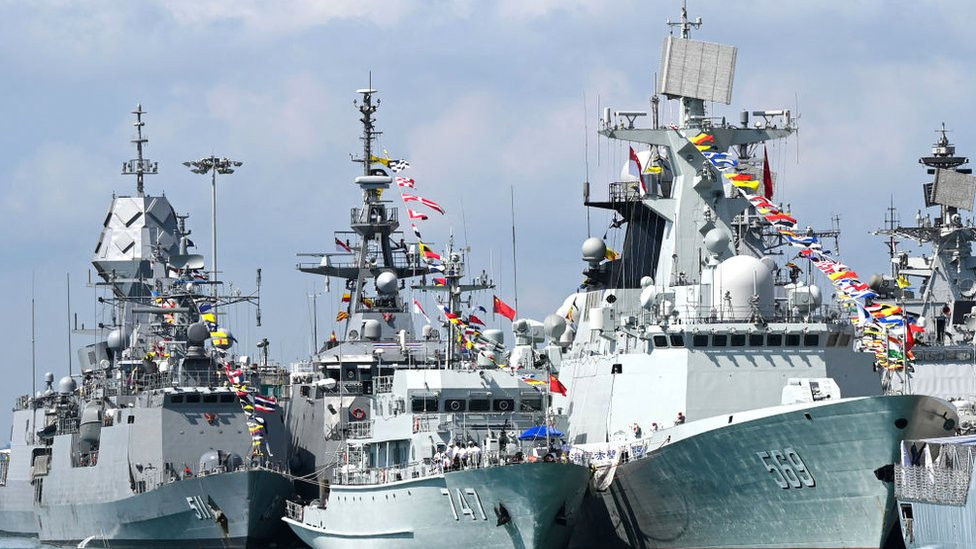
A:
286,462,590,549
573,395,956,549
37,469,293,548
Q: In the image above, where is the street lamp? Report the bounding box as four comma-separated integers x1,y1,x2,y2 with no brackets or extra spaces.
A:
182,156,243,296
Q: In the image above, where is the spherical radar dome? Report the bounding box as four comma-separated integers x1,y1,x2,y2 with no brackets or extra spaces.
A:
376,271,398,295
582,237,607,263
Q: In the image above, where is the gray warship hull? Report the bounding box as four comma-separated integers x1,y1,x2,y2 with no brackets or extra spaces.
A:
37,469,293,548
285,462,590,549
572,395,957,549
0,485,36,535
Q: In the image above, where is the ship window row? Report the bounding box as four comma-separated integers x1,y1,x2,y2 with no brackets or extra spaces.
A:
410,396,542,414
167,393,236,405
651,332,851,349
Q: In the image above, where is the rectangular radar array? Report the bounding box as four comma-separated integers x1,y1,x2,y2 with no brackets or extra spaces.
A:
659,36,737,105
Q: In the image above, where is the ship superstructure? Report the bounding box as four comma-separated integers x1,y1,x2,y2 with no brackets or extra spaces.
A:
543,6,958,548
283,89,591,549
4,106,294,548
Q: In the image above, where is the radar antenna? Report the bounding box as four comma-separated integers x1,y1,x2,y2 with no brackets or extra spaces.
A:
667,0,702,39
121,104,158,195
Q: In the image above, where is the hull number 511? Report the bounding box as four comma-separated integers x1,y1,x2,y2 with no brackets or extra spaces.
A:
756,448,816,489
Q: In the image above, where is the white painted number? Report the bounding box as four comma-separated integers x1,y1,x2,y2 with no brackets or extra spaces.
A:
442,487,488,521
757,448,815,489
186,495,213,520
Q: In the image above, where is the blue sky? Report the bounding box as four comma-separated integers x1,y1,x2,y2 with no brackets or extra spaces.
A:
2,0,976,438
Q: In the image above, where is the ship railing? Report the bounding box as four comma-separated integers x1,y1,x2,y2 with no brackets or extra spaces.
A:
346,420,374,439
72,450,99,468
285,499,304,522
374,375,394,394
333,449,554,487
14,394,31,411
350,206,400,226
895,463,973,506
57,417,79,435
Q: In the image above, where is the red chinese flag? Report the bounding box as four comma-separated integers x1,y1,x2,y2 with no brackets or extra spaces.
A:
493,295,516,321
549,374,568,396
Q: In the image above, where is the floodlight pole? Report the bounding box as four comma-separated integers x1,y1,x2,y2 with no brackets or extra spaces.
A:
183,156,243,297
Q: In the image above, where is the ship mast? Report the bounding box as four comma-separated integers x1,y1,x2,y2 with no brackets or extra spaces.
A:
666,1,705,128
121,104,158,196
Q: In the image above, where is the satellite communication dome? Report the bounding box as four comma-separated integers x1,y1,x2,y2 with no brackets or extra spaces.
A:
559,327,576,346
640,276,655,288
187,322,210,344
106,328,130,350
482,329,504,345
421,324,434,338
543,314,567,341
58,376,77,395
639,285,660,310
44,372,55,384
582,237,607,263
375,271,398,295
703,228,731,255
711,255,774,321
759,256,777,273
363,319,382,341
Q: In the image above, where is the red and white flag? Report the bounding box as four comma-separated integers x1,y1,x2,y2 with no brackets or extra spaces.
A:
629,146,647,196
402,194,445,215
412,298,431,324
407,209,428,220
395,177,415,188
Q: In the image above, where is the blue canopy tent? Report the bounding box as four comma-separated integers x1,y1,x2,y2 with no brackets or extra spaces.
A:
518,425,565,441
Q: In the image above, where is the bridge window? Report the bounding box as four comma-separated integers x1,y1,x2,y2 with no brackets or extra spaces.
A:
712,335,727,347
767,334,783,346
468,399,490,412
785,334,801,347
730,334,746,347
652,335,668,348
669,335,685,347
804,334,820,347
748,334,764,347
692,335,709,347
826,332,839,347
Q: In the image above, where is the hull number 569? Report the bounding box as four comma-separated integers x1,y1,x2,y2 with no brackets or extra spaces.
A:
756,448,816,489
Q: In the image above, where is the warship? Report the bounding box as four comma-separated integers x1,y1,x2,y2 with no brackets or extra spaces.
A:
282,89,590,549
870,127,976,422
542,5,959,548
4,106,294,547
865,129,976,545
